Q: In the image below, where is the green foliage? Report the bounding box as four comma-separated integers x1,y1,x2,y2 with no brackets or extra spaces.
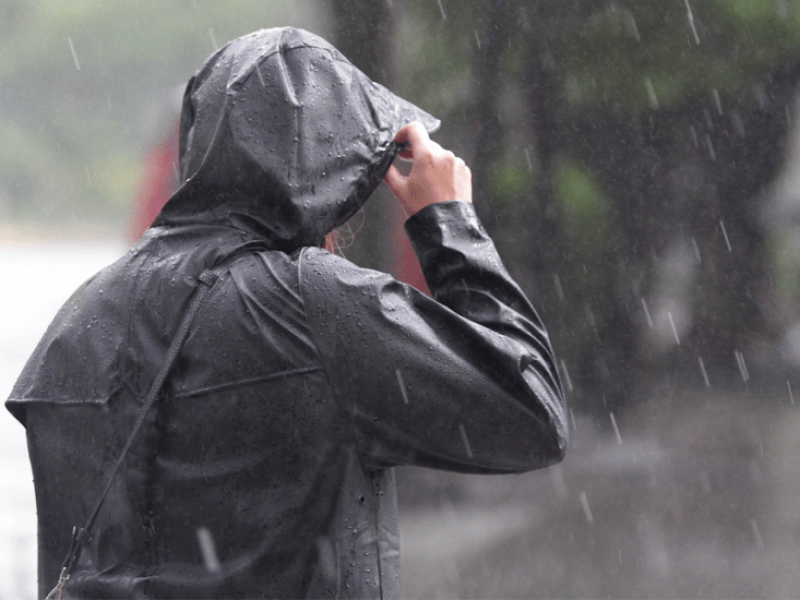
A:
768,228,800,297
393,3,478,132
554,0,800,110
488,155,531,205
554,157,608,255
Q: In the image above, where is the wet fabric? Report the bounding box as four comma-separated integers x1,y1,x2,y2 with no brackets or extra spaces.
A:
6,27,567,599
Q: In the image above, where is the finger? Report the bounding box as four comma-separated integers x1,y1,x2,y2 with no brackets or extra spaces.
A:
396,142,414,161
393,122,431,159
393,121,430,145
427,140,447,161
382,164,406,199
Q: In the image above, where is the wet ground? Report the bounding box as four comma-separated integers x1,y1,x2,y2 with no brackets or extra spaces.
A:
2,236,799,599
398,387,800,598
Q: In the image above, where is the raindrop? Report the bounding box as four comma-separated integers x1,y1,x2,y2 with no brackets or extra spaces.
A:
698,357,711,388
641,297,653,329
625,10,641,42
609,412,623,444
551,465,568,499
255,63,266,88
395,369,409,404
458,424,473,458
553,274,564,301
584,303,596,330
788,380,794,405
560,359,574,392
712,88,723,115
436,0,447,20
196,527,221,572
667,312,681,346
570,408,578,432
644,77,659,109
704,107,714,131
84,165,93,187
524,147,533,171
754,83,766,109
732,111,746,136
705,134,716,161
68,37,81,71
474,29,481,49
750,518,764,548
579,491,594,525
734,350,750,382
691,237,701,263
689,125,699,147
719,220,732,252
209,28,219,51
684,0,701,45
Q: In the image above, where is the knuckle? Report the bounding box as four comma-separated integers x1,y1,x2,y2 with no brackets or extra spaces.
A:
420,151,436,167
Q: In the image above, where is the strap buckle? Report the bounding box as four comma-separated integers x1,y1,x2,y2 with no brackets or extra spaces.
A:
198,270,219,287
44,567,70,600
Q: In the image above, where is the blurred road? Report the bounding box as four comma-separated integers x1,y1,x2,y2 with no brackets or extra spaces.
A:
0,236,125,600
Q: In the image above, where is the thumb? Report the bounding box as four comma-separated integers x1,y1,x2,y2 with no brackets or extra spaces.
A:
383,164,406,200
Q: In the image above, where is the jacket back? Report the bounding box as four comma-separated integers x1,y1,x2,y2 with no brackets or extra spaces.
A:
13,221,404,598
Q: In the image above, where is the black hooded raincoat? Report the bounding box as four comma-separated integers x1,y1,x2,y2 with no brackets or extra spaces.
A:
7,28,567,599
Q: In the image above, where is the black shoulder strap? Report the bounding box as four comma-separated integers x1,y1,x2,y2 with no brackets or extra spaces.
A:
45,267,224,600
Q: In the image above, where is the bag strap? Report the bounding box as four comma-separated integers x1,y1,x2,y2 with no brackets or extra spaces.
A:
45,267,224,600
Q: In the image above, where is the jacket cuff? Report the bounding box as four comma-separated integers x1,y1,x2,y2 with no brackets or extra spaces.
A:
403,201,493,287
404,200,485,244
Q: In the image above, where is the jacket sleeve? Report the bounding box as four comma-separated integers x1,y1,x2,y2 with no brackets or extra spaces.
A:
299,201,567,474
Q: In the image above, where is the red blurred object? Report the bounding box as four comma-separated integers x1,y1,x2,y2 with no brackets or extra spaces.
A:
391,202,430,294
127,124,180,244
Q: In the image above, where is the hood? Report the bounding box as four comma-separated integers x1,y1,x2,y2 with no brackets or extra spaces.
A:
153,27,440,250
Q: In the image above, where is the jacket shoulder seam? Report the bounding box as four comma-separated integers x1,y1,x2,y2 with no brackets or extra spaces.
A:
297,248,366,459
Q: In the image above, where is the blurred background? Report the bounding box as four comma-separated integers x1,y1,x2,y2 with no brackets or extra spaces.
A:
3,0,800,597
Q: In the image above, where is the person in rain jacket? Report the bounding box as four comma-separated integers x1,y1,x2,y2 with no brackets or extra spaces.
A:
6,27,567,599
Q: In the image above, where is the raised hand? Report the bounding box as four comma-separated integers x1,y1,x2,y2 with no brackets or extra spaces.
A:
383,122,472,216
